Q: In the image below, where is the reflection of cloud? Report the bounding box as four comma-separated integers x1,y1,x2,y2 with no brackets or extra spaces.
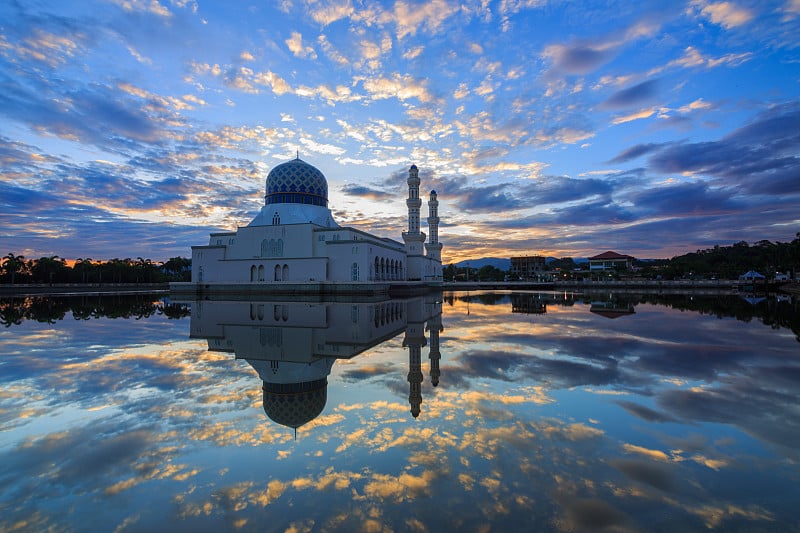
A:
363,470,437,502
561,498,629,532
622,443,671,462
616,400,677,423
688,503,774,528
610,458,676,493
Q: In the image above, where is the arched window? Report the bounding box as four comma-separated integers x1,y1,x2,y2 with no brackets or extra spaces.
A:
274,264,281,281
250,265,257,282
258,265,265,281
374,257,380,281
272,212,280,225
351,262,359,281
282,264,289,281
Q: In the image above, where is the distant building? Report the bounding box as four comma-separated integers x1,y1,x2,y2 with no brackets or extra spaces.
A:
510,255,546,279
588,251,635,271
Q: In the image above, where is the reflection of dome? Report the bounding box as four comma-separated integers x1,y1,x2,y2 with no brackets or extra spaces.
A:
262,378,328,429
266,158,328,207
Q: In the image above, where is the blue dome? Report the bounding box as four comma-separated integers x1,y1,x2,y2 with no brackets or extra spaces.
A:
265,158,328,207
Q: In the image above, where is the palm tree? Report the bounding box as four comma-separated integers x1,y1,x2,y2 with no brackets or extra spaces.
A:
31,255,68,284
2,253,27,284
74,258,94,284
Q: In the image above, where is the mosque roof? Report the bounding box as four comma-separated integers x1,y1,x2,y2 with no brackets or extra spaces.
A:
266,157,328,206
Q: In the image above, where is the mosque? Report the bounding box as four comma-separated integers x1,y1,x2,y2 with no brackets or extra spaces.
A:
182,157,443,294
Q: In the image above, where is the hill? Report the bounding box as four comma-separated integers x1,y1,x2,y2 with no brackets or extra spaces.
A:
454,258,510,271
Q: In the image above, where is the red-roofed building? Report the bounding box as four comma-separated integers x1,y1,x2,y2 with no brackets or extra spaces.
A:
588,251,635,271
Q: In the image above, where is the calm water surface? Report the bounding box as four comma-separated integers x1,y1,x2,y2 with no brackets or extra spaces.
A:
0,291,798,532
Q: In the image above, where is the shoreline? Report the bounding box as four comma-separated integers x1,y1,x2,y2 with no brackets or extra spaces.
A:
0,283,170,297
1,280,795,298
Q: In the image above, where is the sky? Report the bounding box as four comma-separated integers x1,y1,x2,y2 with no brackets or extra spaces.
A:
1,0,799,264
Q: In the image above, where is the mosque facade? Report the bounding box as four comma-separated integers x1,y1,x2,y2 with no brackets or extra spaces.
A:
187,158,443,290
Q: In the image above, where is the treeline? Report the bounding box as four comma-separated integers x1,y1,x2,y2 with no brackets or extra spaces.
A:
445,235,800,281
657,236,800,279
1,254,191,284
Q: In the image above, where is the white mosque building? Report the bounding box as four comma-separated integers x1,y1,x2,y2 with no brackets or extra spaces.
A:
181,157,443,295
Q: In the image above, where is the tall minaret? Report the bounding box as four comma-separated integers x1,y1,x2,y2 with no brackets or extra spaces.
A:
402,164,426,281
425,190,443,280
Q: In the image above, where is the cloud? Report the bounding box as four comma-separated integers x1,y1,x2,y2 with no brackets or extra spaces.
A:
601,79,660,109
543,43,615,75
340,184,395,200
359,73,434,103
647,103,800,194
689,0,754,29
608,143,663,163
611,107,656,125
285,31,317,59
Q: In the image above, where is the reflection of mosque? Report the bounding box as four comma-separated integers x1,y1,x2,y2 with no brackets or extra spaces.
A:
510,293,547,314
189,295,444,433
589,298,636,318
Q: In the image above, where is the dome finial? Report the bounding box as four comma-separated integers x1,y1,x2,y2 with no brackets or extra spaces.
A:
296,149,299,160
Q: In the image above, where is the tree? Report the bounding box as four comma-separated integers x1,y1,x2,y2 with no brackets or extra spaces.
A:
443,263,457,282
74,258,94,284
163,257,191,281
30,256,68,284
2,253,28,284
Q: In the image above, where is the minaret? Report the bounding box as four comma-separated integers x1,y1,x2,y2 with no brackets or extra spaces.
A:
425,190,443,280
402,164,426,281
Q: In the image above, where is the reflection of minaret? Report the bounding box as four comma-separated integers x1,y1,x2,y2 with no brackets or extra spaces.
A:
403,300,427,418
427,304,443,387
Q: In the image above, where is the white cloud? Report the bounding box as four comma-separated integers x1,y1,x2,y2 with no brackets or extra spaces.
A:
393,0,461,39
285,31,317,59
611,108,656,125
299,138,346,156
359,73,433,103
689,0,754,29
113,0,172,17
308,0,355,25
318,34,350,66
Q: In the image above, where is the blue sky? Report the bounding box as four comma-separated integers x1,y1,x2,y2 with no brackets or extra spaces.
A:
1,0,798,263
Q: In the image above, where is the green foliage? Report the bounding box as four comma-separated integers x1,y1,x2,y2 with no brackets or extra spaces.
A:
1,254,193,284
664,236,800,279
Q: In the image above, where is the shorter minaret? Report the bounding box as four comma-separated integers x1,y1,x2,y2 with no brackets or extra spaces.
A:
425,190,443,280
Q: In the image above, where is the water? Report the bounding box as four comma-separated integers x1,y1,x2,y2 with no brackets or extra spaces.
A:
0,291,798,532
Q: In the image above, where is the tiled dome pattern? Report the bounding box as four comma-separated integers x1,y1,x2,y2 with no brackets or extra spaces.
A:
265,158,328,206
262,379,327,429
